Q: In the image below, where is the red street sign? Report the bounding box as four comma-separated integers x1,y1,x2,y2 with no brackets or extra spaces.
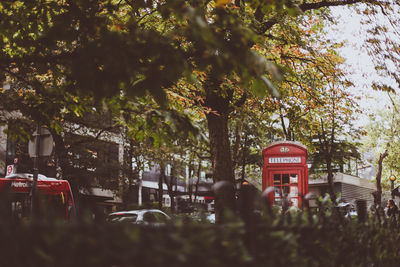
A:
6,165,14,176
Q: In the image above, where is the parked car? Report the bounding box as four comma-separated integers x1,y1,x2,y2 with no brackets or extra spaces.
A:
206,213,215,223
337,202,357,219
107,209,171,226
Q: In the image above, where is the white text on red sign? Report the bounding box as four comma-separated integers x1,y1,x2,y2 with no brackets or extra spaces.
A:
268,157,301,164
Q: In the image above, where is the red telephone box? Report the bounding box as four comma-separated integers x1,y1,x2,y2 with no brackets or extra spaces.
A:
262,141,308,207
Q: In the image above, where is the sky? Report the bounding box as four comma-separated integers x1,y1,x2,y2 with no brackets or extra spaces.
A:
324,6,399,172
327,6,392,125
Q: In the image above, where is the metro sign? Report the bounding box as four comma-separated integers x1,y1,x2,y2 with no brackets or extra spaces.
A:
11,181,30,188
6,165,15,176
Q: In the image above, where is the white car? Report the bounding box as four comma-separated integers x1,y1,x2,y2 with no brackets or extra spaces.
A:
107,209,171,225
206,213,215,223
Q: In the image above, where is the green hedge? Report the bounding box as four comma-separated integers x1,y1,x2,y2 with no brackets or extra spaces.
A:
1,210,400,267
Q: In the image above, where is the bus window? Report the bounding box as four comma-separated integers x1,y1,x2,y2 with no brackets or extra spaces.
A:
0,193,68,221
66,190,76,220
0,175,76,222
34,194,67,220
0,192,31,221
11,193,31,220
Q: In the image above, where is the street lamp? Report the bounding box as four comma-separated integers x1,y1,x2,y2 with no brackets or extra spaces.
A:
390,175,396,198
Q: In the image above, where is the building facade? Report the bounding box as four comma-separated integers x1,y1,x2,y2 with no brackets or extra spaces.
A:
309,172,377,207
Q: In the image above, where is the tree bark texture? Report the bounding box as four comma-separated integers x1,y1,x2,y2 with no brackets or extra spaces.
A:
50,129,84,218
375,149,388,206
158,161,165,210
203,75,236,221
325,156,336,204
165,166,176,214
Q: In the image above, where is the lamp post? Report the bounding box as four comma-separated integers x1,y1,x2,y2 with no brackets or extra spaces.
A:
390,175,396,199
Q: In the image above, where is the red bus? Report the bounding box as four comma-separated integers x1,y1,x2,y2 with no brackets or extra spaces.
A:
0,173,76,221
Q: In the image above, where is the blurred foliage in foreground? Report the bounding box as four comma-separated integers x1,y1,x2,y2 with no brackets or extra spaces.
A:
1,196,400,267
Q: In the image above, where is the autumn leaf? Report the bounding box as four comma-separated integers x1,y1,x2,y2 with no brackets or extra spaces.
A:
215,0,231,7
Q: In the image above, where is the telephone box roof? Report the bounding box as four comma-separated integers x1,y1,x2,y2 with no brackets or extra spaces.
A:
263,141,308,155
263,141,307,151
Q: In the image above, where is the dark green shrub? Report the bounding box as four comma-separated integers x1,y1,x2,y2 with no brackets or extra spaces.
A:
1,201,400,267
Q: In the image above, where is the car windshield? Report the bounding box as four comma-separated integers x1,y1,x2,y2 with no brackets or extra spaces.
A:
142,211,169,223
108,213,138,223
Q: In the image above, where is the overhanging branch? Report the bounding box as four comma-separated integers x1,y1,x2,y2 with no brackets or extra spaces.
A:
300,0,363,11
260,0,383,32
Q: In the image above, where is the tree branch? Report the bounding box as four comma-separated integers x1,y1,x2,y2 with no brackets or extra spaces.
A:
299,0,363,12
259,0,377,32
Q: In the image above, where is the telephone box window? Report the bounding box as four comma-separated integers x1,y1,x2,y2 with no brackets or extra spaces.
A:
290,174,298,184
290,186,298,197
274,187,280,197
273,174,280,184
282,186,289,195
282,174,289,185
273,172,297,205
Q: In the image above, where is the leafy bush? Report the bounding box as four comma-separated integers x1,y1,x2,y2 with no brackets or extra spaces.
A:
1,199,400,267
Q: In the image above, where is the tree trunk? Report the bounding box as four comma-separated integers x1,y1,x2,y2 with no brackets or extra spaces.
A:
232,122,242,169
203,75,236,222
158,162,165,210
318,119,336,204
241,134,248,184
326,155,336,204
279,102,289,140
166,166,176,214
194,161,201,203
122,140,134,204
50,131,74,185
188,159,193,204
50,129,82,216
375,149,388,206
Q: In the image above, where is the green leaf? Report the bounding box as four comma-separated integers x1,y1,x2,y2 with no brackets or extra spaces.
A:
251,76,281,99
251,78,267,98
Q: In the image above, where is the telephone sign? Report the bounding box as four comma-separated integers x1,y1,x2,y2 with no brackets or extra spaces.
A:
268,157,301,164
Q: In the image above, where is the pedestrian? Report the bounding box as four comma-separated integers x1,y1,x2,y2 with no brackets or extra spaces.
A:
386,199,398,222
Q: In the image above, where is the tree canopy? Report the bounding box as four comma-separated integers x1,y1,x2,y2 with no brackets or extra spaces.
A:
1,0,393,220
